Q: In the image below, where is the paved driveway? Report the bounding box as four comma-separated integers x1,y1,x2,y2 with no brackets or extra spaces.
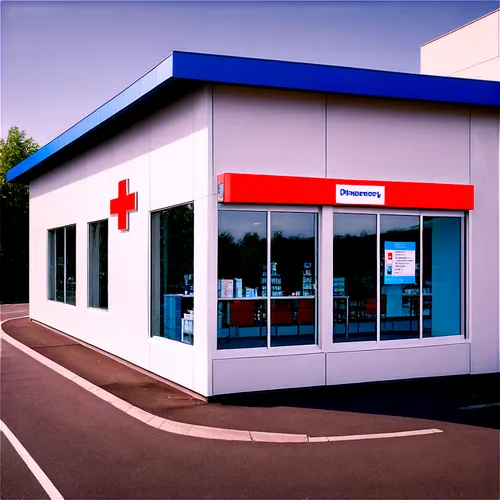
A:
1,305,499,499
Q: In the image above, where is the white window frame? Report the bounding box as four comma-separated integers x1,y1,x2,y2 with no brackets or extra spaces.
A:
216,204,321,357
330,207,467,352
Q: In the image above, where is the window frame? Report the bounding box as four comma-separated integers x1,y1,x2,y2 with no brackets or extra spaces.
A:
331,207,466,347
149,202,195,345
217,204,320,351
88,219,109,311
47,224,76,306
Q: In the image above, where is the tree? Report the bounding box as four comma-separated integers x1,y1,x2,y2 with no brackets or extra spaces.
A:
0,126,39,303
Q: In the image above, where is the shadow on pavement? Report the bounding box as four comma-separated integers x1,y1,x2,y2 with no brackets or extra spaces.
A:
212,373,500,430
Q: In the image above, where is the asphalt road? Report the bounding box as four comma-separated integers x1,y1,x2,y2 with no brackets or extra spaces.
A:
1,305,499,499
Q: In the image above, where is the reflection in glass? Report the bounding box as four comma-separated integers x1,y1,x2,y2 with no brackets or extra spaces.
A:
151,204,194,345
423,217,462,337
271,212,317,297
65,225,76,306
380,215,420,340
217,300,267,349
55,227,65,302
89,220,108,309
270,299,316,346
333,214,377,342
48,230,56,300
218,211,267,299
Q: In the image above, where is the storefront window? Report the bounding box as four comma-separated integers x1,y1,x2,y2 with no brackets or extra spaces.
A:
218,211,267,349
423,217,463,337
217,210,317,349
151,204,194,345
380,215,420,340
270,212,317,346
333,214,377,342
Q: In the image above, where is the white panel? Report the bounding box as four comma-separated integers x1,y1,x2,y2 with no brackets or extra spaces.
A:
469,109,500,374
150,95,195,211
420,11,499,77
326,344,470,385
452,58,500,82
213,353,326,395
327,95,470,184
192,87,213,397
149,337,194,390
107,122,151,369
213,85,326,177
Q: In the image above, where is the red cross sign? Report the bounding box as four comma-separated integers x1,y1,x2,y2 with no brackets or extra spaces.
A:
110,179,137,231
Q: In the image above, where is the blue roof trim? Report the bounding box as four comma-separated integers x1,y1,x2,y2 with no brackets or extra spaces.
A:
7,51,499,183
172,52,499,107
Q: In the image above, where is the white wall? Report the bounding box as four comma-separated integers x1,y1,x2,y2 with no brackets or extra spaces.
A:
327,96,470,184
420,10,500,81
213,85,326,177
468,108,500,374
29,87,213,395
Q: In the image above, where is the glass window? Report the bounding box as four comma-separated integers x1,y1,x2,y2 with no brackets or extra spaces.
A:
151,204,194,345
55,227,65,302
48,230,56,300
380,215,420,340
218,211,267,349
423,217,463,337
270,212,317,346
47,224,76,305
65,225,76,306
89,220,108,309
333,214,377,342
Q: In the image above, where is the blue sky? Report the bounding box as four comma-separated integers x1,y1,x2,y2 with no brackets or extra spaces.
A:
1,1,497,146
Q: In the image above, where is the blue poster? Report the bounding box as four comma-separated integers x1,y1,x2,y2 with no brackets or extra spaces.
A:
384,241,416,285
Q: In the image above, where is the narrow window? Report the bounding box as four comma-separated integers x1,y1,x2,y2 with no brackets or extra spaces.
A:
47,224,76,305
89,220,108,309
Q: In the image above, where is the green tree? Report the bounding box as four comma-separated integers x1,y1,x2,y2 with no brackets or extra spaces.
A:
0,126,39,303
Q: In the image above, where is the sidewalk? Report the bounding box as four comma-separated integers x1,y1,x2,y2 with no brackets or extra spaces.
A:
2,317,498,436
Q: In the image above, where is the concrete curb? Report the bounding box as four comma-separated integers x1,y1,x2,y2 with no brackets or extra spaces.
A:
1,316,444,444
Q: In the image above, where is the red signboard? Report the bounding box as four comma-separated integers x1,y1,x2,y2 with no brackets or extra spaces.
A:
217,173,474,211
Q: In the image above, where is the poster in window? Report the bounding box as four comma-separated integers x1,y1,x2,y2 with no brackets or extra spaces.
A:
384,241,416,285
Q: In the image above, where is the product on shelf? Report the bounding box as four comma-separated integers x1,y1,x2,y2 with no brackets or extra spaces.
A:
218,279,234,298
302,262,314,296
234,278,243,298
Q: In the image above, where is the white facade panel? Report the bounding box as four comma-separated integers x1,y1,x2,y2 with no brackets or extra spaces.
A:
149,337,194,390
468,109,500,374
213,85,326,177
326,344,470,385
150,96,195,212
326,95,471,184
213,353,326,395
420,10,499,79
29,87,212,394
452,58,500,81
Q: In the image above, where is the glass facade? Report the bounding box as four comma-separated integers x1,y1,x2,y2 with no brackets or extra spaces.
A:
48,224,76,305
217,209,318,349
422,216,463,337
380,215,420,340
151,204,194,345
333,214,377,342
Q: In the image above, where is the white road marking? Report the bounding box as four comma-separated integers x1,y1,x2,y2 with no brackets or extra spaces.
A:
0,419,65,500
460,402,500,410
